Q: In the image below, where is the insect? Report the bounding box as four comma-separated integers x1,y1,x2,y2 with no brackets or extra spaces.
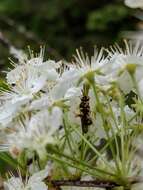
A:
79,95,92,134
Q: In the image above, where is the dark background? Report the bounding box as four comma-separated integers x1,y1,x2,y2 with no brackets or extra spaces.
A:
0,0,140,71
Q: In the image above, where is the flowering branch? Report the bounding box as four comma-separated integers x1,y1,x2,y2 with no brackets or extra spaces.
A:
50,180,119,188
1,41,143,190
48,177,143,190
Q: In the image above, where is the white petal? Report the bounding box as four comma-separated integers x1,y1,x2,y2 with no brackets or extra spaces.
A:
49,107,62,130
6,65,25,84
64,87,81,99
29,164,49,183
0,102,20,127
29,96,50,110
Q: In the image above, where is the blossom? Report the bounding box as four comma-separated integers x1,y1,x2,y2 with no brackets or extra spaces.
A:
105,41,143,93
51,48,108,101
1,43,143,189
73,48,108,85
6,60,59,99
1,107,62,159
4,164,49,190
0,48,61,128
74,48,107,75
6,47,60,101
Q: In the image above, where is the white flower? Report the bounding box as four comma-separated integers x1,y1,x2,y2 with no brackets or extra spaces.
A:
2,108,62,159
0,48,62,128
125,0,143,8
105,41,143,93
74,48,107,73
6,63,56,101
4,164,49,190
52,49,108,100
72,48,108,84
6,47,60,98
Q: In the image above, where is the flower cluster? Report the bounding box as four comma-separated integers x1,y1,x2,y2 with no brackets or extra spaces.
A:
0,42,143,189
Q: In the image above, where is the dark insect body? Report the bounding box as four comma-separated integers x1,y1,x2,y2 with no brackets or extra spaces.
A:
79,95,92,133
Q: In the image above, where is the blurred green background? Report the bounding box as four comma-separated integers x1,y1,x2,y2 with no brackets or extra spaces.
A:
0,0,140,72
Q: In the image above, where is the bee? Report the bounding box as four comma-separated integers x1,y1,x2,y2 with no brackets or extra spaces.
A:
79,95,92,134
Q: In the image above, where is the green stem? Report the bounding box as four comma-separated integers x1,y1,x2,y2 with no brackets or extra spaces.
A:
47,153,104,178
91,83,121,173
63,112,75,158
51,147,115,177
